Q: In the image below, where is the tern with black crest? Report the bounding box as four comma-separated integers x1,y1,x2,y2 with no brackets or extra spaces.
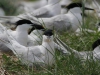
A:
0,19,44,53
3,29,56,66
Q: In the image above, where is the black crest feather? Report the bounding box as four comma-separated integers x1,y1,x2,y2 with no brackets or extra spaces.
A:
16,19,33,25
92,39,100,50
43,29,53,36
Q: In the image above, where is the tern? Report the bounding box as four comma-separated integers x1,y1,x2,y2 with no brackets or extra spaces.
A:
33,3,95,32
0,19,44,53
2,29,59,66
0,19,69,55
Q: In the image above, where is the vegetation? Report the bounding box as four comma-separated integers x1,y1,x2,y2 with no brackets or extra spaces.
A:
0,0,100,75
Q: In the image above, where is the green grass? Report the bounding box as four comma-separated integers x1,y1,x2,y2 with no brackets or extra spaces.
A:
0,0,100,75
0,0,18,15
1,15,100,75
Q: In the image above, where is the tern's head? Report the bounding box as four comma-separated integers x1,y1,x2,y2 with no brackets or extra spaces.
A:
15,19,44,32
43,29,53,42
92,39,100,50
65,3,94,13
15,19,34,30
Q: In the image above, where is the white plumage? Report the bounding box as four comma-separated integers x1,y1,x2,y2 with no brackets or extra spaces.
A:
0,19,44,53
29,29,70,54
32,6,83,32
0,19,69,55
33,3,95,32
2,29,55,66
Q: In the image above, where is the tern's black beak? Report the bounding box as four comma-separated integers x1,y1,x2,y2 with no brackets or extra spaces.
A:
28,24,44,34
84,7,94,11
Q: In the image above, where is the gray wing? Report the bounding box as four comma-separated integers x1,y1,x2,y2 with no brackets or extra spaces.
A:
29,46,44,57
27,46,45,64
49,14,71,32
19,7,49,18
30,7,49,18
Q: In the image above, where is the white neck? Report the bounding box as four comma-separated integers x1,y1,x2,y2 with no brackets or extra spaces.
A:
48,0,60,4
14,26,29,46
42,39,55,65
68,7,82,14
42,41,54,53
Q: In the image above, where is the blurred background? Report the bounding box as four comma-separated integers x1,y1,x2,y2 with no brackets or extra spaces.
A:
0,0,100,16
